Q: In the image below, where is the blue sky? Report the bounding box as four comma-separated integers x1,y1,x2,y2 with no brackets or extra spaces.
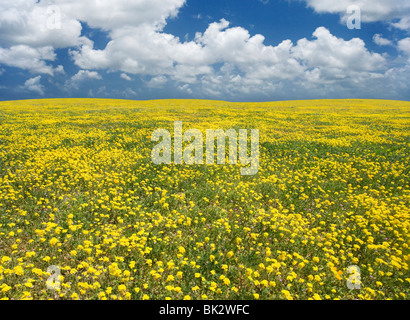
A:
0,0,409,102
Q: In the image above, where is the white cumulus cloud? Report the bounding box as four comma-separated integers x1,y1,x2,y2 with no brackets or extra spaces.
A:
373,34,393,46
0,45,63,75
0,0,83,48
398,38,410,56
71,70,102,82
120,73,132,81
66,70,102,90
300,0,410,30
23,76,45,95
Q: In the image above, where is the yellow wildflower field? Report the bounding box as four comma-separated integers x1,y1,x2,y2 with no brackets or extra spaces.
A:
0,98,409,300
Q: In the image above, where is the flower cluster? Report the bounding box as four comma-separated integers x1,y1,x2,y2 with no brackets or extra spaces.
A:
0,98,408,300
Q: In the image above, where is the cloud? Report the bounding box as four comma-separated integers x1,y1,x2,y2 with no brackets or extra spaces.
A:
71,70,102,82
397,37,410,64
23,76,44,95
147,75,168,88
0,0,409,100
0,0,186,76
122,87,137,97
373,34,393,46
0,45,63,75
70,24,208,78
391,16,410,31
120,73,132,81
168,25,388,100
65,70,102,90
70,19,305,86
300,0,410,30
0,0,185,47
178,84,193,94
0,1,83,48
398,38,410,55
67,3,389,98
56,0,186,31
293,27,385,72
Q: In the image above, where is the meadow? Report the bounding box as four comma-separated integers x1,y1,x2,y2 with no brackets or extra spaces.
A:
0,98,409,300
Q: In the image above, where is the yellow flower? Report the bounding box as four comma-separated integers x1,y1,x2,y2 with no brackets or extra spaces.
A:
1,285,12,293
313,293,322,300
14,265,24,276
260,280,268,287
25,251,36,258
49,237,59,247
281,290,293,300
123,270,130,277
1,256,11,264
